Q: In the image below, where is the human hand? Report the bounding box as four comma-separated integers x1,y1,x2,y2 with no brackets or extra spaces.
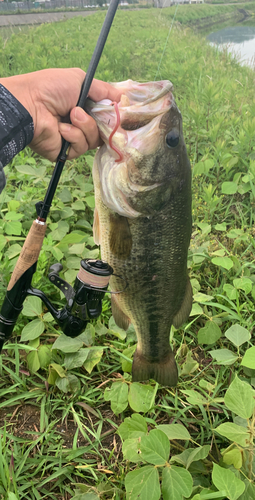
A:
0,68,122,161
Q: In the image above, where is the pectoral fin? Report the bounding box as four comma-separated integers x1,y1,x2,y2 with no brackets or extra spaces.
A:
111,295,130,331
109,214,132,259
132,349,178,387
173,277,193,329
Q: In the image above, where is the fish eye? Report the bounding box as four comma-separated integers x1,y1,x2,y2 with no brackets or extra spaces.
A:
165,129,179,148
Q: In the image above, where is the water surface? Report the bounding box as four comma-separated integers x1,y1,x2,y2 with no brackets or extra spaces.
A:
207,24,255,67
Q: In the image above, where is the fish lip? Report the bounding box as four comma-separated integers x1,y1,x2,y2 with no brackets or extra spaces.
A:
85,80,173,133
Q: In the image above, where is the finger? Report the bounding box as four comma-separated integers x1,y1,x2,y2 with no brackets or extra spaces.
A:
70,107,102,150
88,79,122,103
58,122,90,160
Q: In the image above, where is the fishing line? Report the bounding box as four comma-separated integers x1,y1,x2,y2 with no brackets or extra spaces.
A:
154,3,179,81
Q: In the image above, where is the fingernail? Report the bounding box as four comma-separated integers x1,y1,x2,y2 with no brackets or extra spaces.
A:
74,107,87,122
60,123,71,132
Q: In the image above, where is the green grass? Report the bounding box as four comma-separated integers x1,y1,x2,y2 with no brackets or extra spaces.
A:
0,6,255,500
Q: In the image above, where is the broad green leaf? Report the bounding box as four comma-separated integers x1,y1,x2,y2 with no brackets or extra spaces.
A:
59,207,74,219
4,211,23,221
68,243,85,255
215,223,226,231
64,349,90,370
50,221,69,241
125,466,160,500
104,381,129,415
79,324,95,346
193,158,214,176
233,277,253,294
223,448,242,469
162,466,193,500
170,445,210,469
38,345,51,369
222,182,238,194
49,363,66,378
140,429,170,465
157,424,191,441
186,445,210,469
211,257,233,271
66,373,80,393
58,187,72,203
118,414,148,440
52,334,83,353
8,493,19,500
57,232,84,248
225,325,250,347
64,269,77,284
223,284,238,300
27,351,40,373
215,423,250,447
6,243,22,259
0,235,7,251
212,463,245,500
83,348,103,374
22,296,42,317
21,319,45,341
72,200,85,210
238,480,255,500
197,321,221,345
5,221,22,235
122,438,143,463
209,349,238,365
128,383,156,412
108,316,127,340
121,344,136,373
85,196,95,209
66,256,81,269
241,346,255,369
43,312,54,322
197,223,211,235
15,164,40,176
224,376,255,419
95,321,108,337
181,351,199,376
190,303,203,316
8,200,20,212
227,229,244,239
55,376,70,393
181,389,207,405
193,292,214,303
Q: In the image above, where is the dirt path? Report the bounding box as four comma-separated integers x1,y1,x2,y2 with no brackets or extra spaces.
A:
0,10,96,27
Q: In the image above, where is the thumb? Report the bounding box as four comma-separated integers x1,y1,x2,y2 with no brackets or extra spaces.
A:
70,106,100,150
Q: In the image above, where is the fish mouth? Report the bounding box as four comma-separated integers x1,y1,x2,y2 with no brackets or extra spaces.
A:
88,80,174,219
85,79,173,153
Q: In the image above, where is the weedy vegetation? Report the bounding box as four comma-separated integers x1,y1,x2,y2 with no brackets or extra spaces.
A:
0,5,255,500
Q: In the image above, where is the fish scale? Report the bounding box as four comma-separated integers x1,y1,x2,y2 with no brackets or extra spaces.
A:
89,79,192,387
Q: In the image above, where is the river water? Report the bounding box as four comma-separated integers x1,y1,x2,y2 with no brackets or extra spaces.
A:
207,23,255,68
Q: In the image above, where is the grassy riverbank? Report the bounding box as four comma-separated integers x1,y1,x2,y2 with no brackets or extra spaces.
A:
0,7,255,500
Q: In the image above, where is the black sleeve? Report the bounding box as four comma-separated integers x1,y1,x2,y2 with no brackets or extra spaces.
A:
0,83,34,193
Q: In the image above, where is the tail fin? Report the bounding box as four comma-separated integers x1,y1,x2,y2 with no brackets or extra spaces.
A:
132,349,178,387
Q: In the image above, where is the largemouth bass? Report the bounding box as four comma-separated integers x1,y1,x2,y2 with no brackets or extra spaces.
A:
87,80,192,387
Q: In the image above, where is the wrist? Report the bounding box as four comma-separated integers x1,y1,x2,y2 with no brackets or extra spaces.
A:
0,74,36,124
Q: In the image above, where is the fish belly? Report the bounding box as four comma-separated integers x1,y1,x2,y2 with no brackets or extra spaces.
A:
93,162,192,386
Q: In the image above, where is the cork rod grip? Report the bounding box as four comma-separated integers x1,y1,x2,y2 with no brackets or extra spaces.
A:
7,221,47,291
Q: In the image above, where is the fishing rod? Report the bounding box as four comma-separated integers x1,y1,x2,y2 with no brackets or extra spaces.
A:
0,0,120,353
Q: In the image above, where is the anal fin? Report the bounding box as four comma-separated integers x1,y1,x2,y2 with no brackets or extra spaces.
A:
132,349,178,387
111,295,130,331
173,277,193,329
